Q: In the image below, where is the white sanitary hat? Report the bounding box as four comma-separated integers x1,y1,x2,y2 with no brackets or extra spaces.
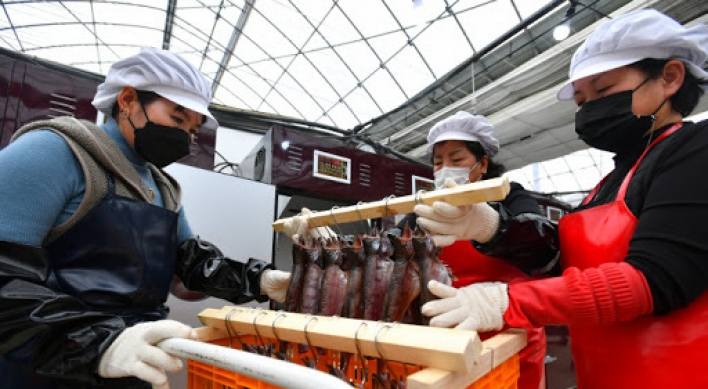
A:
557,8,708,101
92,46,218,130
427,111,500,157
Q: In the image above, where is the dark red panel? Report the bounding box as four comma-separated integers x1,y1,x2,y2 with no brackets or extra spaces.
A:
0,50,215,170
265,126,433,202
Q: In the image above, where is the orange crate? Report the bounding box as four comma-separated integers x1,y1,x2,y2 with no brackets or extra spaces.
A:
468,354,519,389
187,335,519,389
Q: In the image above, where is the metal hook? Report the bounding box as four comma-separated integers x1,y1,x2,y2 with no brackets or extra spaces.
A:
353,321,369,367
272,311,290,357
306,212,322,238
307,211,333,238
303,315,320,365
383,195,396,218
409,195,431,235
225,308,252,352
353,321,370,386
374,322,398,376
225,308,238,349
355,201,369,232
252,310,269,353
329,206,345,237
270,311,287,343
378,195,396,231
415,189,427,205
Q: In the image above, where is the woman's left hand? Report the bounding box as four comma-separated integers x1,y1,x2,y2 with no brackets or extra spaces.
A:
422,280,509,331
414,200,499,247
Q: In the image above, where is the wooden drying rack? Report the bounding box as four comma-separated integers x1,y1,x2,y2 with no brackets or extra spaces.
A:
204,176,520,387
196,307,526,389
272,176,511,232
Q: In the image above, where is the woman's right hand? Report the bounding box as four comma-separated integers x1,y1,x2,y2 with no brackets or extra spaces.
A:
98,320,196,389
282,208,333,240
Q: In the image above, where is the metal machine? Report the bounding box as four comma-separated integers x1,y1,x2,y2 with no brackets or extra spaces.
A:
239,125,435,274
240,125,434,203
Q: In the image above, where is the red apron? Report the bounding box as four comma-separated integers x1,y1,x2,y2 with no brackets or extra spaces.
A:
440,241,546,389
558,123,708,389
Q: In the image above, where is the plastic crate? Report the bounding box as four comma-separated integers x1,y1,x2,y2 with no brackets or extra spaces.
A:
187,335,519,389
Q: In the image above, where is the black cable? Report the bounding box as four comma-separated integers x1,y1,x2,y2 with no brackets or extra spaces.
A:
567,0,578,18
213,149,242,176
574,0,612,19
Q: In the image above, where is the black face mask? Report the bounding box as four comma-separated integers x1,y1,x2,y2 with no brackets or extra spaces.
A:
575,78,664,153
126,107,191,168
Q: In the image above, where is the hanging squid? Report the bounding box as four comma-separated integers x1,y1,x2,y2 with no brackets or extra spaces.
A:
362,228,395,321
412,225,451,325
284,234,307,313
381,225,421,323
341,235,366,320
339,235,366,374
318,236,348,317
299,237,325,316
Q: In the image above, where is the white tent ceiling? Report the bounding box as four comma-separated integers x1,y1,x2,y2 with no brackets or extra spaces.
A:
1,0,707,203
0,0,568,128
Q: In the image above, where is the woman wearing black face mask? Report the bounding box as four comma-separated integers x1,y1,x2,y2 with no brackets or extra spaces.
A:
417,9,708,389
0,47,291,389
122,92,194,169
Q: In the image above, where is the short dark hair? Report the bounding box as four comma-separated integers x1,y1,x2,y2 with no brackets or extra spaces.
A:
630,58,707,117
110,90,161,118
464,141,506,179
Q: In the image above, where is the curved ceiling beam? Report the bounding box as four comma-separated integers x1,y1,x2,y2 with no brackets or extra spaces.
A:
211,0,255,96
162,0,177,50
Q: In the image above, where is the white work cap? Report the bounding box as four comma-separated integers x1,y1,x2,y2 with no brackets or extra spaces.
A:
557,9,708,101
92,46,218,130
427,112,500,157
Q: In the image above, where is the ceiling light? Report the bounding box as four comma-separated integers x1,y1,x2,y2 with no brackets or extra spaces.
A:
553,22,571,41
553,0,577,41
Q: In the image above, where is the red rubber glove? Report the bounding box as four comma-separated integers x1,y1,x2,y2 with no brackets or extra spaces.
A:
504,262,654,328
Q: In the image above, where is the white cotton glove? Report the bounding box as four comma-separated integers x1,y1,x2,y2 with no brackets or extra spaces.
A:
422,280,509,332
98,320,196,389
282,207,334,240
260,269,291,303
414,179,500,247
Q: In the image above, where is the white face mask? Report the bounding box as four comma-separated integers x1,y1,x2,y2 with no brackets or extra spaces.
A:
433,162,479,190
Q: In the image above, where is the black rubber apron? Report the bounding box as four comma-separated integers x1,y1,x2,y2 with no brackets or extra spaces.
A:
2,177,178,389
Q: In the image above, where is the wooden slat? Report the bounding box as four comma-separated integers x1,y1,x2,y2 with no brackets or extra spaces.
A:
272,176,510,232
406,329,527,389
198,307,483,373
194,326,228,342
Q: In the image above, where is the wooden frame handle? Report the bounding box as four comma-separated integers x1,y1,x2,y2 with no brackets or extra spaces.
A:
272,176,510,232
197,307,483,373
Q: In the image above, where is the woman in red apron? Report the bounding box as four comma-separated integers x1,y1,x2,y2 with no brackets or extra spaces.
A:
400,111,559,389
283,111,559,388
418,9,708,389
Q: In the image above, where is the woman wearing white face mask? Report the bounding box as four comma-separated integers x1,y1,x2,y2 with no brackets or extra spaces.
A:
429,113,504,190
398,111,559,389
